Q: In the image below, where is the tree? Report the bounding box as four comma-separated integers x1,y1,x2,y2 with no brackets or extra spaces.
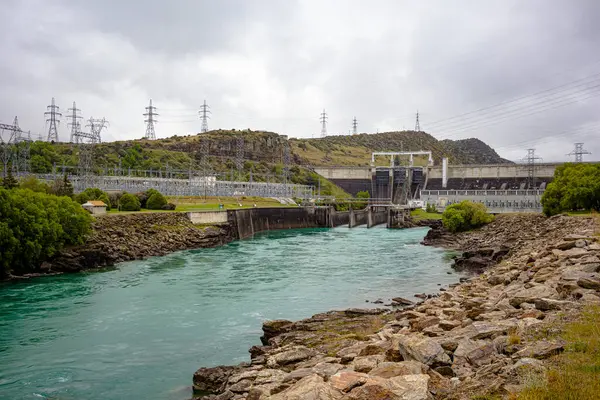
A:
0,188,92,278
50,174,74,197
541,163,600,216
20,176,51,193
2,169,18,189
147,192,167,210
442,200,494,233
119,193,141,211
30,154,53,174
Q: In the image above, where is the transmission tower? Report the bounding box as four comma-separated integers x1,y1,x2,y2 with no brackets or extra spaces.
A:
87,117,108,143
283,139,291,185
522,148,542,189
415,111,421,132
352,117,358,135
67,102,83,143
235,135,244,177
199,100,210,133
320,109,328,138
568,143,591,162
45,97,62,142
144,99,158,140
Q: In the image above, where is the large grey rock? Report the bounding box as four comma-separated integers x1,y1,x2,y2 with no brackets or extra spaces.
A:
342,375,430,400
578,276,600,290
396,335,451,367
267,346,317,367
515,340,565,359
270,374,343,400
509,285,559,308
369,361,428,378
351,355,385,373
329,370,369,393
453,339,497,367
534,298,571,311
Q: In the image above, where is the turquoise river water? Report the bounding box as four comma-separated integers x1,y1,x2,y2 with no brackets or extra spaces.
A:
0,226,460,400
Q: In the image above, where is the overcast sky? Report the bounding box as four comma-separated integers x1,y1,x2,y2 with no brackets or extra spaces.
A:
1,0,599,162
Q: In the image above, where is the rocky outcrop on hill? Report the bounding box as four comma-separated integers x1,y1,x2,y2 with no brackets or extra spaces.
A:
44,213,233,274
192,214,599,399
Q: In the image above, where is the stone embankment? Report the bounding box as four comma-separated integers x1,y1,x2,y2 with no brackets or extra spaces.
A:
44,213,233,274
193,214,599,399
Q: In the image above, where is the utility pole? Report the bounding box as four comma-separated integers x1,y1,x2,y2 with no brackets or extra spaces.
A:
45,97,62,142
568,143,591,162
67,102,82,143
199,100,210,133
415,111,421,132
320,109,328,138
144,99,158,140
352,117,358,135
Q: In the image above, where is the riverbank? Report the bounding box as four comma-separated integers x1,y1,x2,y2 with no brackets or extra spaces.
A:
192,214,600,399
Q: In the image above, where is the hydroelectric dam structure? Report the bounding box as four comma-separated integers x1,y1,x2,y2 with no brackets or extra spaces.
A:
314,159,565,213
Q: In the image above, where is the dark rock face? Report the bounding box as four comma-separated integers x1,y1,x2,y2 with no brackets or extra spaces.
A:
43,213,234,275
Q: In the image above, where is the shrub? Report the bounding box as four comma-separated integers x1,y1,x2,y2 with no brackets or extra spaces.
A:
147,192,167,210
135,189,160,209
426,203,438,213
75,192,89,204
0,188,92,277
161,203,176,210
119,193,141,211
108,192,123,208
442,201,494,233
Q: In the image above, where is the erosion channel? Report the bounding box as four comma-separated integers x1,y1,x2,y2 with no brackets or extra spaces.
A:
0,226,459,400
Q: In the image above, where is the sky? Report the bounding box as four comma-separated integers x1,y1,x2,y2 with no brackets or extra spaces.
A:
1,0,599,162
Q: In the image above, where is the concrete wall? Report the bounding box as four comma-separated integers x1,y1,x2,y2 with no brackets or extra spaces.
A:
313,167,371,180
349,209,368,228
187,211,229,225
367,208,388,228
427,163,559,179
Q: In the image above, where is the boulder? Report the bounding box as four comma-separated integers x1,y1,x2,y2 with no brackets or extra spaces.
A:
453,339,497,367
343,375,430,400
267,346,317,367
534,298,571,311
515,340,565,359
439,320,462,331
262,320,293,344
509,285,559,308
369,361,428,378
312,362,345,379
411,316,440,331
351,355,385,373
329,370,369,393
396,335,451,367
270,374,343,400
577,276,600,290
193,366,238,395
392,297,415,306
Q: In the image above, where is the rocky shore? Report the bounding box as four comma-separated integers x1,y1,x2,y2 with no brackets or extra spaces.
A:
33,213,234,277
192,214,599,399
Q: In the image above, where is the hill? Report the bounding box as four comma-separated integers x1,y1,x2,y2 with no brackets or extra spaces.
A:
25,130,509,197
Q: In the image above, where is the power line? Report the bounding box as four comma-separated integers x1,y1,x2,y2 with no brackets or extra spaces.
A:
431,84,600,140
320,109,328,138
199,100,211,133
144,99,158,140
45,97,62,142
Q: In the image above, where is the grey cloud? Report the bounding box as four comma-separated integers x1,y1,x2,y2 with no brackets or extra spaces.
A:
1,0,599,161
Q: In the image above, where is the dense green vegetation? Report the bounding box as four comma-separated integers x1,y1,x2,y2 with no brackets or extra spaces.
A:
442,200,494,232
0,187,92,278
542,163,600,216
147,191,168,210
119,193,141,211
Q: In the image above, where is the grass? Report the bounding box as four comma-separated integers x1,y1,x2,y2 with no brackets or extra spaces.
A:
517,305,600,400
105,196,295,214
411,208,443,220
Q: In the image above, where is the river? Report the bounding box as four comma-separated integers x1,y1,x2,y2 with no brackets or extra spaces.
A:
0,226,459,400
